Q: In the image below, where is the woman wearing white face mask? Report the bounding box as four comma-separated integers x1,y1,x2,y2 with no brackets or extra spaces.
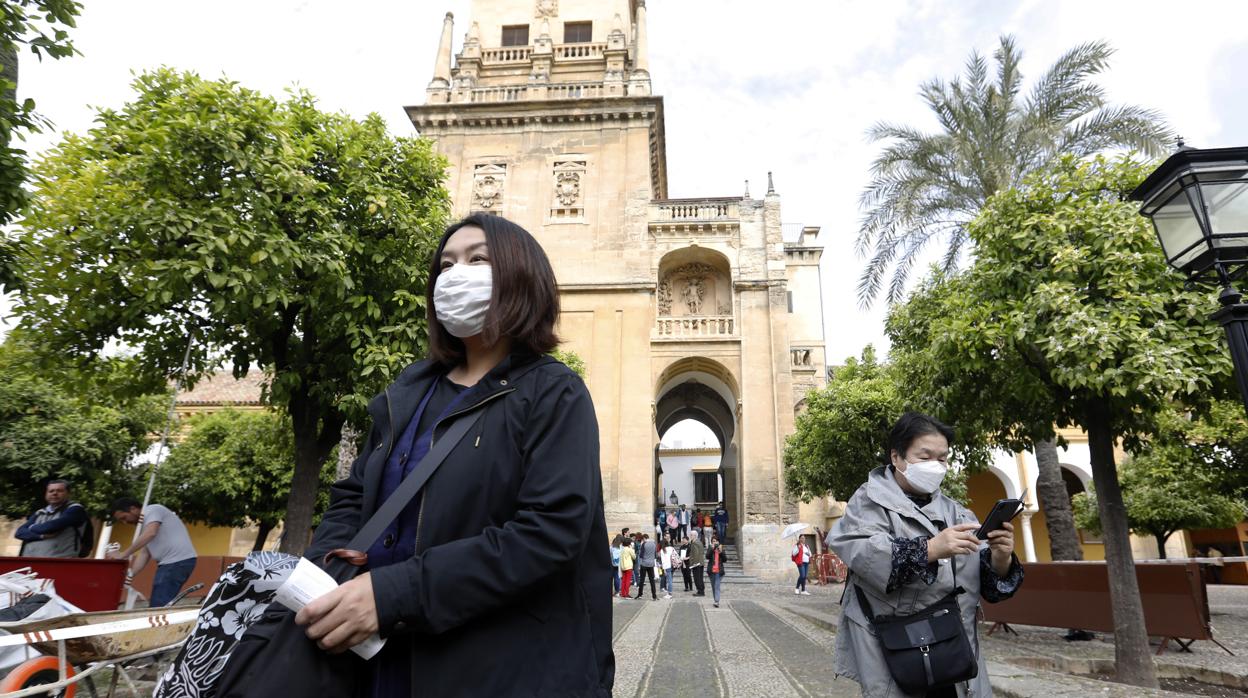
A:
826,413,1023,697
290,214,613,697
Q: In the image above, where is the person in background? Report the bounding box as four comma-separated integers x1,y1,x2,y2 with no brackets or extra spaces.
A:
679,504,691,541
714,502,729,543
635,534,658,600
108,497,198,607
16,480,90,558
707,534,728,608
618,538,635,599
792,538,812,595
610,535,623,594
666,508,679,542
656,505,668,540
658,540,674,599
1207,546,1225,584
688,532,706,596
678,538,693,592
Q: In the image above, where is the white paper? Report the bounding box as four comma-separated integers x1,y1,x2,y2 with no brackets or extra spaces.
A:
274,557,386,660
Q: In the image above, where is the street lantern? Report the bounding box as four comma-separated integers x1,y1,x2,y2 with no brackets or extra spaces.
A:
1131,144,1248,415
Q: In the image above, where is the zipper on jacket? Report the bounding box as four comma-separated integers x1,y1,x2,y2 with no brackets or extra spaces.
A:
382,386,396,463
412,387,516,554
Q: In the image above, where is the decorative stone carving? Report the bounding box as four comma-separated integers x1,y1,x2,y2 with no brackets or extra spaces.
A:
555,171,581,206
536,0,557,18
682,277,705,314
472,163,506,211
791,348,811,366
657,280,672,315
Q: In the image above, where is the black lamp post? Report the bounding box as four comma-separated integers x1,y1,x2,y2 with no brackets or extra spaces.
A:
1130,144,1248,415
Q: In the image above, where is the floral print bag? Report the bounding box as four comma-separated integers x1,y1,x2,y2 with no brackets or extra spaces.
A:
153,551,299,698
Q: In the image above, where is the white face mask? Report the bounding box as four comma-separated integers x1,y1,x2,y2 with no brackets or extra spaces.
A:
434,263,493,338
900,459,948,494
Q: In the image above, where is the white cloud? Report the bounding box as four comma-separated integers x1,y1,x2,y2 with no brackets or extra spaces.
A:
8,0,1248,365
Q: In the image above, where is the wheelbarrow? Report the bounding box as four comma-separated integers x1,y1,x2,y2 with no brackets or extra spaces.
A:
0,585,202,697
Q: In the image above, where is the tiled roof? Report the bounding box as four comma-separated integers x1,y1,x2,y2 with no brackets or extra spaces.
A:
175,372,266,406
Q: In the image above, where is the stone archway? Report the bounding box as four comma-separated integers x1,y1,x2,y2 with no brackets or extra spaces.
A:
654,358,740,542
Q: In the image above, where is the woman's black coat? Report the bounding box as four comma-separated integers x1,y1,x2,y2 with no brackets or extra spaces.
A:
305,352,614,696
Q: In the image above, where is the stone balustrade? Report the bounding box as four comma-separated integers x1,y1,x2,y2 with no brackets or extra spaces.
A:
655,315,736,338
481,46,533,64
547,82,605,99
468,85,529,102
650,199,741,223
554,42,607,60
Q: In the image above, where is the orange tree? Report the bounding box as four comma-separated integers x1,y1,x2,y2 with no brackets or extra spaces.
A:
14,70,449,553
887,155,1231,688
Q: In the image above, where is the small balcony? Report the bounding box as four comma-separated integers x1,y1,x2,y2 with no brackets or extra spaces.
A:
554,42,607,60
655,315,736,339
651,199,740,223
481,46,533,64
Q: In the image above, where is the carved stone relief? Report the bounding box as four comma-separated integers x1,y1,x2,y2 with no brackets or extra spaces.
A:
658,262,729,318
555,171,581,206
472,163,506,211
535,0,557,18
791,348,812,366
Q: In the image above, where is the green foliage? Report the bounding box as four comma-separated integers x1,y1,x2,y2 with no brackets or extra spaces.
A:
17,69,450,419
551,349,586,379
783,346,975,503
13,69,451,549
1072,451,1246,547
888,156,1230,448
153,409,334,531
857,35,1173,304
0,338,166,518
0,0,81,236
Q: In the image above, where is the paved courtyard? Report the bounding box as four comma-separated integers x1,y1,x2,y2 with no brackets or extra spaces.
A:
609,579,1248,697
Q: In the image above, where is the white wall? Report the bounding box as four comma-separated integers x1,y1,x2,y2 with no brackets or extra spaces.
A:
657,450,722,506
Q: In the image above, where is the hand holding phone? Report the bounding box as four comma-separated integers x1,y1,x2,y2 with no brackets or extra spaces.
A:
975,495,1025,540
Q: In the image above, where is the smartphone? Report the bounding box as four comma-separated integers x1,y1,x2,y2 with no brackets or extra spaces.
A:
975,491,1026,540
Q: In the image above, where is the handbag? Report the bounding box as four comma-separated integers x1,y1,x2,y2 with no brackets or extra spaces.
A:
213,409,486,698
853,553,978,694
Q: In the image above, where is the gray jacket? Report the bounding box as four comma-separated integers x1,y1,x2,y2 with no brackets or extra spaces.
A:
827,467,996,698
638,539,656,567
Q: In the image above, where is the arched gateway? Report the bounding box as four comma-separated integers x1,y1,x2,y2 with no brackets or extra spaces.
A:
406,0,828,577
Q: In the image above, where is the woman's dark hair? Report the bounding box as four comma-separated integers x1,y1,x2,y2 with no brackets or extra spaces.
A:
427,213,560,365
887,412,955,459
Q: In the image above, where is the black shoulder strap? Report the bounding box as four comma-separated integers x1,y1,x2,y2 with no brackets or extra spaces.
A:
854,507,962,621
343,409,485,555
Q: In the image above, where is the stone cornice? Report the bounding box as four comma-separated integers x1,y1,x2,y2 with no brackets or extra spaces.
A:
658,447,722,457
559,282,656,293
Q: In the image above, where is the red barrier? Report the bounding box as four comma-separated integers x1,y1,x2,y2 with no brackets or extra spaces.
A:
0,557,128,611
812,552,847,585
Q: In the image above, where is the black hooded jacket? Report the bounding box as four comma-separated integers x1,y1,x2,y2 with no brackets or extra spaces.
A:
306,352,614,697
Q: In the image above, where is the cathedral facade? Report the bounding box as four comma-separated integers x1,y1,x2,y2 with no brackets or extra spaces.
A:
406,0,828,576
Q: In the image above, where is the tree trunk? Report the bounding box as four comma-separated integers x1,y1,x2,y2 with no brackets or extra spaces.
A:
1155,534,1168,560
280,389,340,555
1033,437,1083,561
252,521,275,552
1085,401,1157,688
337,424,360,481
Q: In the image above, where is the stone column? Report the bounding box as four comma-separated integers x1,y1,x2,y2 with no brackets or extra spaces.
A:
1019,511,1038,563
628,0,651,95
426,12,454,103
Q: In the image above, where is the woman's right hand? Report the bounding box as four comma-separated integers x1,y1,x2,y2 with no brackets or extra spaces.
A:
927,523,980,561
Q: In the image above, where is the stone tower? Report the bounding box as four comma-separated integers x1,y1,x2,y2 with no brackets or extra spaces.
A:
406,0,828,577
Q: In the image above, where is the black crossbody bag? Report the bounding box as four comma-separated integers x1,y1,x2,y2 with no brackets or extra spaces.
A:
214,409,485,698
853,524,978,693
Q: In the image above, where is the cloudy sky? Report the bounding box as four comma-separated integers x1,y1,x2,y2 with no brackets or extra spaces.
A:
9,0,1248,446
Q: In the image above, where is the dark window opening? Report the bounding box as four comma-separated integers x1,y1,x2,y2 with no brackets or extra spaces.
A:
501,25,530,47
694,472,718,503
563,21,592,43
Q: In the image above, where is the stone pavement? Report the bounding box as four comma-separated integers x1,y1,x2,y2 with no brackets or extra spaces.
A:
608,578,1248,697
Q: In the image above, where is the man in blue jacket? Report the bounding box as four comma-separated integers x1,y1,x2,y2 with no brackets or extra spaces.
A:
16,480,90,558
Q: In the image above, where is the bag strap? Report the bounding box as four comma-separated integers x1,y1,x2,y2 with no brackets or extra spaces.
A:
324,409,485,568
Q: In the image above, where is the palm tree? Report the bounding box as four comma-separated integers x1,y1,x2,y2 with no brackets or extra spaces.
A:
856,35,1173,306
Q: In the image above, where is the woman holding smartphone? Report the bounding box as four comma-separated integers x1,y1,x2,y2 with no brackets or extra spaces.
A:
827,412,1023,697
